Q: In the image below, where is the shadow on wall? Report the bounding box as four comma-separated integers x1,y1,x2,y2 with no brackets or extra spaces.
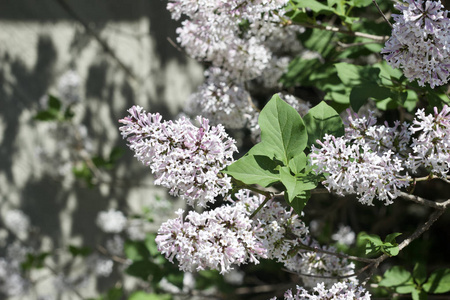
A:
0,0,196,296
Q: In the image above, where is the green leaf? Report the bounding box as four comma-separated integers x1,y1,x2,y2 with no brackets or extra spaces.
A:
350,84,392,112
21,252,50,270
223,155,280,187
145,234,160,257
281,58,323,87
412,289,428,300
166,272,184,289
359,232,383,255
34,109,60,121
258,94,307,165
109,147,125,163
360,232,383,245
303,29,336,57
48,94,62,111
335,62,381,86
280,166,302,201
413,262,428,286
292,0,335,14
105,287,123,300
423,268,450,293
126,260,159,281
124,241,150,261
64,107,75,120
379,266,415,293
352,0,372,7
385,232,402,244
128,291,171,300
69,245,92,257
288,152,307,174
285,190,311,215
303,101,344,147
382,243,400,256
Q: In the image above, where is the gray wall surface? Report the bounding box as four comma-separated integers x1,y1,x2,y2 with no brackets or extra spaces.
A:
0,0,203,298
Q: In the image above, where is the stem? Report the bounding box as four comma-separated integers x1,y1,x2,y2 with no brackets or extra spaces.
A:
372,0,393,28
361,207,446,285
296,241,375,263
399,192,450,209
250,196,272,219
296,22,389,42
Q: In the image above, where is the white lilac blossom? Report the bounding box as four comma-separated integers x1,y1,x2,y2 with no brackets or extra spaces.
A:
311,106,450,205
4,209,30,237
231,190,309,263
287,239,357,288
408,105,450,177
94,258,114,277
155,205,266,274
126,218,148,241
271,282,371,300
96,209,127,233
106,235,124,256
331,225,356,246
167,0,299,80
0,244,32,296
310,110,412,206
381,0,450,88
119,105,237,207
230,190,355,288
57,69,81,104
185,67,257,129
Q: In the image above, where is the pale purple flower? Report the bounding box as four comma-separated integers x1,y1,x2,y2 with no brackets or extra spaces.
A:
119,105,237,207
185,67,257,129
96,209,127,233
331,225,356,246
408,105,450,177
155,206,267,274
231,190,309,263
381,0,450,88
311,110,412,206
272,282,371,300
287,239,357,288
167,0,298,80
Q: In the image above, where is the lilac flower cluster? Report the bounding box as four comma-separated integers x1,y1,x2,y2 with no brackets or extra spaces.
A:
169,0,308,135
287,239,357,288
311,105,450,205
119,105,237,207
271,282,371,300
234,191,355,288
155,205,267,274
408,105,450,177
154,189,356,288
96,209,127,233
381,0,450,88
185,67,257,129
167,0,296,81
232,190,309,262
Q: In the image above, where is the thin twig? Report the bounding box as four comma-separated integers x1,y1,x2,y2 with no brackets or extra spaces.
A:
372,0,393,28
361,208,446,285
336,41,383,49
399,192,450,209
250,196,272,219
297,22,389,42
296,242,375,263
97,245,130,265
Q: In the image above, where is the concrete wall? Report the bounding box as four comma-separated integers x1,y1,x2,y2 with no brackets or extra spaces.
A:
0,0,203,298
